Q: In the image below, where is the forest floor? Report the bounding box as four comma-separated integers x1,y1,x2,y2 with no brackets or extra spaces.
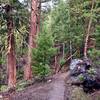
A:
1,72,100,100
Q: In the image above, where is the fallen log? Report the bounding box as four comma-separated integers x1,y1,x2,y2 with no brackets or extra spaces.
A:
71,81,83,86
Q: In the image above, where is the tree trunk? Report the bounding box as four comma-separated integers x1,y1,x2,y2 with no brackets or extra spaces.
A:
37,0,41,33
84,0,95,58
62,43,65,59
69,41,72,61
6,5,16,88
24,0,40,80
54,55,60,73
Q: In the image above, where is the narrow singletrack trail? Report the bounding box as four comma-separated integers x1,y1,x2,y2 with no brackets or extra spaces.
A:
48,72,70,100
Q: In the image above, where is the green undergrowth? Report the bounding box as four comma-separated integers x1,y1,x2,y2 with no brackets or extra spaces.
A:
71,86,100,100
0,85,8,92
0,80,33,92
71,87,91,100
16,80,33,91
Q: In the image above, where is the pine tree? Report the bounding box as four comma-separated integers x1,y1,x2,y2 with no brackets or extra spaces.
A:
5,4,16,88
24,0,40,80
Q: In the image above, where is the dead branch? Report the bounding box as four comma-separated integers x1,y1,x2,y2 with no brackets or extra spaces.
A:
58,51,77,72
84,0,95,58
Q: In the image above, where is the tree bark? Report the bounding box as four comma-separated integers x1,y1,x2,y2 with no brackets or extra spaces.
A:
6,5,16,88
84,0,95,58
24,0,40,80
37,0,41,33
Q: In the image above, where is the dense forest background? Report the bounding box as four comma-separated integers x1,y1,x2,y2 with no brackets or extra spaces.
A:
0,0,100,92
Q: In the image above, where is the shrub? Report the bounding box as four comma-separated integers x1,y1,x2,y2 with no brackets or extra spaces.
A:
32,63,51,79
88,49,100,67
59,58,66,66
32,31,56,78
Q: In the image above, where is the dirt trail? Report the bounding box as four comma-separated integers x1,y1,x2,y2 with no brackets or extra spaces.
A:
1,72,70,100
48,72,70,100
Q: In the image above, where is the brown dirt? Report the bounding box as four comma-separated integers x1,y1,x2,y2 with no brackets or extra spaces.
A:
1,72,69,100
1,72,100,100
49,72,70,100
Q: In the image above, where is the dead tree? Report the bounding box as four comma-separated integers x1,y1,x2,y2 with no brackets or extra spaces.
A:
84,0,95,58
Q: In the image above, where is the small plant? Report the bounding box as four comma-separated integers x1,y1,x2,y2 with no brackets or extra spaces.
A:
78,74,84,82
59,58,66,66
87,68,96,75
33,63,51,79
88,49,100,67
0,58,5,65
16,80,29,91
0,85,8,92
17,68,24,80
